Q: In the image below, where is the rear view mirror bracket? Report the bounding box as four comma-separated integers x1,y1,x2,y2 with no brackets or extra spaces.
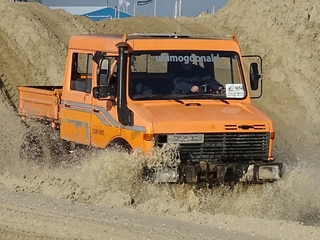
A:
93,85,116,100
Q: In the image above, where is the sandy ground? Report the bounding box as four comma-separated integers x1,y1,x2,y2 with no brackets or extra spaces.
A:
1,0,320,239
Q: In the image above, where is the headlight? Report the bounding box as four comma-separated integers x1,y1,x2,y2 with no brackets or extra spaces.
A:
153,167,179,183
258,165,281,180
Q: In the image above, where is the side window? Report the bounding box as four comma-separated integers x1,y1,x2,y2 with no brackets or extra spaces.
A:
109,58,118,86
100,57,117,86
70,53,93,93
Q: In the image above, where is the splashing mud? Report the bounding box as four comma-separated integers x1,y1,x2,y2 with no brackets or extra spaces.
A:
195,163,320,226
2,128,320,227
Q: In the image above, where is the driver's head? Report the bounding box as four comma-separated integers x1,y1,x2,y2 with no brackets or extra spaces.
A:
180,61,192,71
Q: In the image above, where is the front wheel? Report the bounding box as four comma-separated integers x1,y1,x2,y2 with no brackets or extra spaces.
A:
107,138,132,153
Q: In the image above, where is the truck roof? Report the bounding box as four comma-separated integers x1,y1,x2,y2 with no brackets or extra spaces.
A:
68,33,239,53
126,33,236,40
68,34,124,54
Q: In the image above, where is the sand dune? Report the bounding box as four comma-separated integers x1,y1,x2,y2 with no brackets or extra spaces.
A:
0,0,320,238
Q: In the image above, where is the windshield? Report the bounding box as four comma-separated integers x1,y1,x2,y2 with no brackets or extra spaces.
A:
129,51,246,100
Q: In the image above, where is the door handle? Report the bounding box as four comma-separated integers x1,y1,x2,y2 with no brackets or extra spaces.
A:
64,103,70,107
93,108,100,113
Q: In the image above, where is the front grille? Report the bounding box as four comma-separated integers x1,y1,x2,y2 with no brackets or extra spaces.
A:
155,133,269,163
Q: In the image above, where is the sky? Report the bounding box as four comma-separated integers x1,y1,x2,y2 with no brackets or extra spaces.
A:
42,0,228,18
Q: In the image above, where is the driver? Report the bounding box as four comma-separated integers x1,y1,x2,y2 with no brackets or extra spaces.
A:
173,61,225,94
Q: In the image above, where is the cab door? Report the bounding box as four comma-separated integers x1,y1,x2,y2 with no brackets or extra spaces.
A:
90,57,120,148
60,51,94,145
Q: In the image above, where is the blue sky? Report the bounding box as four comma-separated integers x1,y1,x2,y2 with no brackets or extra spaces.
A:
42,0,228,17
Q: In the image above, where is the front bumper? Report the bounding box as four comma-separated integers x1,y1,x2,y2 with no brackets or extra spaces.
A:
144,161,283,185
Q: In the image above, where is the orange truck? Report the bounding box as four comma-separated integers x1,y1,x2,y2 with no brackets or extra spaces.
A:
18,33,283,185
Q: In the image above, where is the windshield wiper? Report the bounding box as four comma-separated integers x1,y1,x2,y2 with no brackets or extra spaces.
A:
133,94,229,104
133,95,185,104
177,94,230,104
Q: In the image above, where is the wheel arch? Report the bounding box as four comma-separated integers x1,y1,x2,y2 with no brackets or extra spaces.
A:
106,137,132,152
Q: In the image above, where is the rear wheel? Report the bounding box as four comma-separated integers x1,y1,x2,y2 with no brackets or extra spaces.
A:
20,121,67,167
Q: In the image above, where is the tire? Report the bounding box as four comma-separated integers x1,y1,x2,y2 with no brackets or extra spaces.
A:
20,121,67,167
107,138,132,153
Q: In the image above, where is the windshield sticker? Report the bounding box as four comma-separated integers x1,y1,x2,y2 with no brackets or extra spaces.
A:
226,84,245,98
155,54,219,64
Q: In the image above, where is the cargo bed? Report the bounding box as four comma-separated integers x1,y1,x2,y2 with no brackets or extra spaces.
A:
18,86,62,123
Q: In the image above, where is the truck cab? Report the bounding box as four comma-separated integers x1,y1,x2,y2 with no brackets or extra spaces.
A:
19,33,283,185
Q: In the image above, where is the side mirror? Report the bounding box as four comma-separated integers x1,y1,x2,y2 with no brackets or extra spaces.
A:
250,62,261,91
93,85,116,99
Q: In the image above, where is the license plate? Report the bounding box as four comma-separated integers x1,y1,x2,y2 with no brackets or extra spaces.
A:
167,134,204,144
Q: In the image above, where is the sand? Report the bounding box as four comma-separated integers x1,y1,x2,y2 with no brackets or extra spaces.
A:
0,0,320,239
